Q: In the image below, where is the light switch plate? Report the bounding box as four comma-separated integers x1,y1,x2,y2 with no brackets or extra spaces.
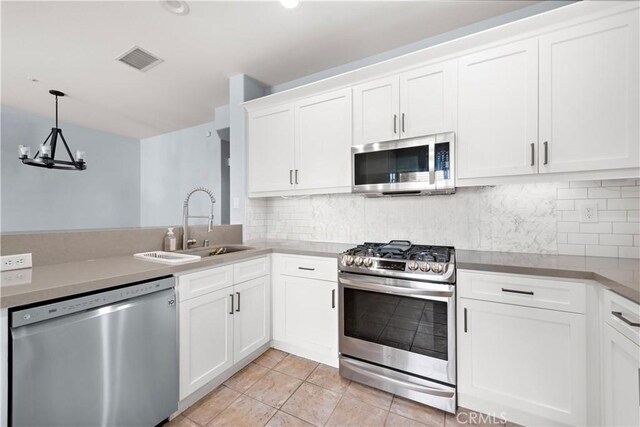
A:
0,253,32,271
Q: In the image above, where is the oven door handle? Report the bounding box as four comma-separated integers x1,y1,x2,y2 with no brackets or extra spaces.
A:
339,276,453,299
341,357,455,398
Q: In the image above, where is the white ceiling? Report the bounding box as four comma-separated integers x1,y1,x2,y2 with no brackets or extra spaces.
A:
2,0,540,139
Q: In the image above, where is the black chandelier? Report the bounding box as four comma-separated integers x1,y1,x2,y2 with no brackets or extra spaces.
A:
18,90,86,171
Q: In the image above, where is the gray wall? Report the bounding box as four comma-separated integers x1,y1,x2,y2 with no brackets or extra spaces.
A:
140,121,221,227
229,75,265,227
1,106,141,232
267,1,574,94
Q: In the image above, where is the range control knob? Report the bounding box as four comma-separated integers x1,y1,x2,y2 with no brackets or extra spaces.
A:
354,257,363,267
419,262,430,272
407,261,418,271
342,255,354,266
432,263,444,273
363,258,373,268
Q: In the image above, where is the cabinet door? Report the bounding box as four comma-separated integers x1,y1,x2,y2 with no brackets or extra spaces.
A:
602,323,640,427
353,76,400,145
458,298,586,426
248,104,295,194
539,12,639,173
295,89,352,191
399,61,457,138
179,287,233,400
278,275,337,358
233,276,270,363
458,39,539,179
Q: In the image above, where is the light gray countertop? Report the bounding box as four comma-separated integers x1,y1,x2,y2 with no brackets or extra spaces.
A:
1,240,638,308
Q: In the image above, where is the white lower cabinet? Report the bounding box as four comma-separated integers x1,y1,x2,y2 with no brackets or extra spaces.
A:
457,271,587,426
601,290,640,427
602,324,640,427
179,287,234,400
233,275,271,363
178,257,271,400
272,254,338,366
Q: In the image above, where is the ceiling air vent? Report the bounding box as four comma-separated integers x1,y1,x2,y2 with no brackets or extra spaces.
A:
116,46,163,72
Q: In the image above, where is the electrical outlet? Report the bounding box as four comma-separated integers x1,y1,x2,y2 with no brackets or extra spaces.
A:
1,269,32,285
579,202,599,223
0,253,32,272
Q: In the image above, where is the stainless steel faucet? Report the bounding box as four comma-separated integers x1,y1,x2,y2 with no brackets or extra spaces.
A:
182,186,216,250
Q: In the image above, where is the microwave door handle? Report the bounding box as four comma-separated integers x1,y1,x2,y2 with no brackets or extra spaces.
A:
428,143,436,185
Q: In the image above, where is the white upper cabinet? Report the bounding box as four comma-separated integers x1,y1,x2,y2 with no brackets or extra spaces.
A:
457,39,539,179
353,76,400,145
294,89,352,191
248,104,295,194
247,89,352,197
538,12,640,173
399,61,457,139
353,61,457,146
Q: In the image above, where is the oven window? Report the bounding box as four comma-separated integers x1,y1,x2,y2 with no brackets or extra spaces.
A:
343,288,448,360
354,146,429,186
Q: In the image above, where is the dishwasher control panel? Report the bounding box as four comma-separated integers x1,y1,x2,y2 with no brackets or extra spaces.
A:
11,276,175,328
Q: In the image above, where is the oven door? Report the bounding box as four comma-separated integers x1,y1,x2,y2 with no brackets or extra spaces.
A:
339,272,456,385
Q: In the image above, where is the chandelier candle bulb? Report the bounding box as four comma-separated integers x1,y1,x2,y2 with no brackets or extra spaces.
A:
76,150,85,162
18,145,30,159
40,145,51,158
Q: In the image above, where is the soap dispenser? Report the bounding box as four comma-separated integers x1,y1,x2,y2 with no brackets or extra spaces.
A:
164,227,177,252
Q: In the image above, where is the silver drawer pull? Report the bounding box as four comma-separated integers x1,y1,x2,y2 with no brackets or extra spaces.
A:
612,311,640,327
298,267,315,271
501,288,534,296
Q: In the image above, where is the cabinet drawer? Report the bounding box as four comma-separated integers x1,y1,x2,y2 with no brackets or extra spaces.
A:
274,254,337,282
457,270,586,313
603,289,640,346
178,265,234,302
234,256,270,284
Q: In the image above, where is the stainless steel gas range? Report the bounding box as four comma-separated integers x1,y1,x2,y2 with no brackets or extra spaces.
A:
338,240,456,413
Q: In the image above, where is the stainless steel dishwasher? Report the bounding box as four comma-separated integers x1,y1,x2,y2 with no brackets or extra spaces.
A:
10,276,178,427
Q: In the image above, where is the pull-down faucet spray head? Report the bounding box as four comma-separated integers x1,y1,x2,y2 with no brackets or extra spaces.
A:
182,186,217,249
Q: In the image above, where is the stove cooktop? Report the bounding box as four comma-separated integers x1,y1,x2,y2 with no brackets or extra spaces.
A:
339,240,455,283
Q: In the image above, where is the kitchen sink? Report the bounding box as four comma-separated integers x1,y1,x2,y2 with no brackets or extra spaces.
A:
179,245,253,257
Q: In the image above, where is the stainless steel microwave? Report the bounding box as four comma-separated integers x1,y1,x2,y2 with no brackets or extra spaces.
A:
352,132,455,196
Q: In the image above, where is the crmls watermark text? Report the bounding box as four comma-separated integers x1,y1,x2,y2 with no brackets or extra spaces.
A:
456,411,508,425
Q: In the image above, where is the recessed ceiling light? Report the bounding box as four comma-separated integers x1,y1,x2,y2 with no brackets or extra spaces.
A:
162,0,190,16
280,0,300,9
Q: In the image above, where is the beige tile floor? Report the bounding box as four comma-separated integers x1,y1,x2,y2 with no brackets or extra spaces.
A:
166,348,512,427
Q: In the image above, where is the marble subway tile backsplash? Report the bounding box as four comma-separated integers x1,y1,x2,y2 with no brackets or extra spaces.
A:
245,179,640,259
556,179,640,258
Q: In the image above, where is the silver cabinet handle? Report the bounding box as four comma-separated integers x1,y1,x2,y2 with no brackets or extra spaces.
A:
612,311,640,327
464,307,468,333
393,114,397,134
236,292,241,312
530,143,535,166
401,113,405,133
289,169,293,185
543,141,548,165
502,288,534,296
298,267,315,271
331,289,336,309
295,169,298,185
229,294,234,315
